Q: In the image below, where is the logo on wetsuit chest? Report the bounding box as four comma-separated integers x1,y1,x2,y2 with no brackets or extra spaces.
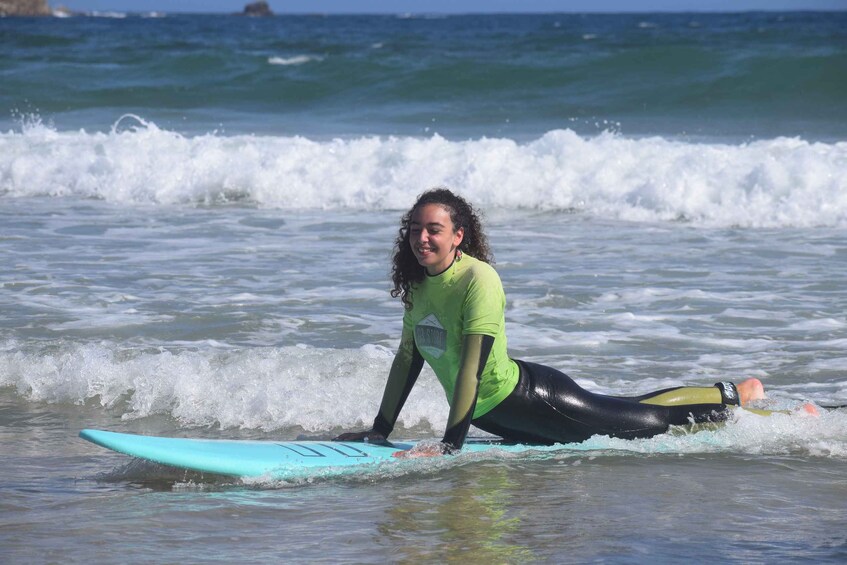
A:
415,314,447,359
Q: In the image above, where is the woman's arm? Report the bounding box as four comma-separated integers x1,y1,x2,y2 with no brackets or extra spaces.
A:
334,337,424,442
395,333,494,457
442,333,495,451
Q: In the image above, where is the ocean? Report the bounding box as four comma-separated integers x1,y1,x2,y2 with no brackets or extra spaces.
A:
2,11,847,563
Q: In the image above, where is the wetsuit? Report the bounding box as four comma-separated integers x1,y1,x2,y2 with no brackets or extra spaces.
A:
370,253,741,452
474,361,739,445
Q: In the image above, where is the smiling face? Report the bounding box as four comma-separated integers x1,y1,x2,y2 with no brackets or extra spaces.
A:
409,203,464,276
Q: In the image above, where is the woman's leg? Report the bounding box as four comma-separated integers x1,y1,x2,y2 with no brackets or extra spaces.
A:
620,378,765,407
474,361,734,445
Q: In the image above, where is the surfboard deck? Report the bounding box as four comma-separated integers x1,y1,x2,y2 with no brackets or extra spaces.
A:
79,429,537,479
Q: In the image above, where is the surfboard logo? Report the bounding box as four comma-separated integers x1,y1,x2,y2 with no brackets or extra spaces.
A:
415,314,447,358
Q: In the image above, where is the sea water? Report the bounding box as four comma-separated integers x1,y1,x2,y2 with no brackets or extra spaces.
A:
2,12,846,563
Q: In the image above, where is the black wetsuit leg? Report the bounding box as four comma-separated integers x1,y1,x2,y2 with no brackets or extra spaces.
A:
472,360,731,445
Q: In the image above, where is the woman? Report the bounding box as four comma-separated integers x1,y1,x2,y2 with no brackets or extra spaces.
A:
336,188,771,457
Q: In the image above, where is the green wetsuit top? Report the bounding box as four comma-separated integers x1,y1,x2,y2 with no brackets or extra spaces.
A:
371,253,519,451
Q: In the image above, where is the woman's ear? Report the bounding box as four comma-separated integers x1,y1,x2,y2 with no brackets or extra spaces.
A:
453,226,465,249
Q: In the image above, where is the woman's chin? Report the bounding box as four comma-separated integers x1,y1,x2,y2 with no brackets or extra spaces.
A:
415,254,434,267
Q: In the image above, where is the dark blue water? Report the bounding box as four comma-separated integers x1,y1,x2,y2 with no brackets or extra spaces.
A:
2,12,846,140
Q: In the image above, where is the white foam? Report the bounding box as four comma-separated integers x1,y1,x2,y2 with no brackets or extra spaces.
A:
569,406,847,458
0,341,446,433
268,55,323,66
2,119,846,228
787,318,846,332
808,357,847,372
88,11,127,18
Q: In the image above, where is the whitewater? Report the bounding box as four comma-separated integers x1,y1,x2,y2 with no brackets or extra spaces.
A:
3,117,846,227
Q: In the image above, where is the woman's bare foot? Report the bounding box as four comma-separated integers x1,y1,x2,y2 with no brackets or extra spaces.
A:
799,402,820,416
737,377,765,406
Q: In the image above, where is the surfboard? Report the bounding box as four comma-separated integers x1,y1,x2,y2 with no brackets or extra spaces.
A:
79,429,540,479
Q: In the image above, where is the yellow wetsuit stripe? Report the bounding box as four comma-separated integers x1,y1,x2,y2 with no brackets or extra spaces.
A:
637,387,724,406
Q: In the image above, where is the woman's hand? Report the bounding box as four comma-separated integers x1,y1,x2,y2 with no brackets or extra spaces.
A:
333,429,387,444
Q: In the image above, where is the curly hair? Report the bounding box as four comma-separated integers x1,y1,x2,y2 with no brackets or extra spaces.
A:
391,188,493,309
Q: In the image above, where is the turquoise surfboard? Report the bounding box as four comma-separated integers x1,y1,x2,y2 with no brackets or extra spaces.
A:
79,429,541,479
